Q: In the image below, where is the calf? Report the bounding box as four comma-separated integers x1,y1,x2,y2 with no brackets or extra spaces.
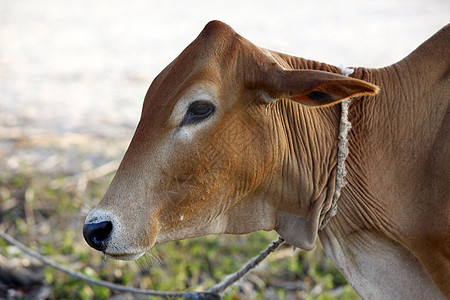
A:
84,21,449,298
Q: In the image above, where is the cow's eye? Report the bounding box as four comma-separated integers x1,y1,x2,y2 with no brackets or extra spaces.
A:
182,101,215,125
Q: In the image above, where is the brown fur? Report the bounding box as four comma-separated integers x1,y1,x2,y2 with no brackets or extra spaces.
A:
85,21,449,298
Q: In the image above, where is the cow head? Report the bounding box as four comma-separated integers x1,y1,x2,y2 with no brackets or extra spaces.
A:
83,21,378,260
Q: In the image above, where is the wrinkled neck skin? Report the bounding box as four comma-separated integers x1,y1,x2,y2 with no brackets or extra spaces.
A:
269,91,341,250
252,54,340,250
266,34,449,298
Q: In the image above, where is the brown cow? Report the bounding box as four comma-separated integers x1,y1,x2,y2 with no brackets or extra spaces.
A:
84,21,449,298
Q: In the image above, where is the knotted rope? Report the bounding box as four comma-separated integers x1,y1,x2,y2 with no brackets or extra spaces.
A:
320,66,354,230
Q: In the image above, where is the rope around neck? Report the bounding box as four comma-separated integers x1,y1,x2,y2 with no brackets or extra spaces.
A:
319,66,354,230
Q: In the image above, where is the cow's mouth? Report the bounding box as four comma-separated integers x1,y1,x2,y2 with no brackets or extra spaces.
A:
105,251,146,261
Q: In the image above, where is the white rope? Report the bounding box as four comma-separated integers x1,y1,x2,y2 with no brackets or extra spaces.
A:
320,66,354,230
208,236,284,295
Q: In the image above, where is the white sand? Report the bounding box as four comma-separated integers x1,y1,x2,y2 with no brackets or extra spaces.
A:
0,0,448,139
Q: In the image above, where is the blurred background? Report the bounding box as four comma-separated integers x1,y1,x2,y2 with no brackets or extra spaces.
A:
0,0,448,171
0,0,448,299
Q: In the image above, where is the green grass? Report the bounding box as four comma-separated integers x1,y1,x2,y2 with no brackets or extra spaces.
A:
0,166,359,299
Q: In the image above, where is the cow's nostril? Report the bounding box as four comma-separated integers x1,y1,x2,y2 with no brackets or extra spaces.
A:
83,221,113,251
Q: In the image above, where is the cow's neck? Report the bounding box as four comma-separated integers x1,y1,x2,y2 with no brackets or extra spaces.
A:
317,29,449,298
317,63,448,298
269,57,344,250
267,54,395,249
268,44,448,297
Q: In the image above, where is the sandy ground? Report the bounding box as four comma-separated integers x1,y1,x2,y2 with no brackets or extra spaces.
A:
0,0,449,172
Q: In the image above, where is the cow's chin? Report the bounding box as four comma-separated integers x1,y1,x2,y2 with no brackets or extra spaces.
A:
155,215,229,245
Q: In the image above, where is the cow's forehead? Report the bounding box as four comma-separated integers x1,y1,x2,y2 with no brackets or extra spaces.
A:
140,22,247,122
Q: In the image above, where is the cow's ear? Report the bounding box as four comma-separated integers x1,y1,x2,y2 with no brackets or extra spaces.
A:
254,69,379,106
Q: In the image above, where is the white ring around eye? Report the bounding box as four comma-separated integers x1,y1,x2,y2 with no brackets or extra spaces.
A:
168,83,218,127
